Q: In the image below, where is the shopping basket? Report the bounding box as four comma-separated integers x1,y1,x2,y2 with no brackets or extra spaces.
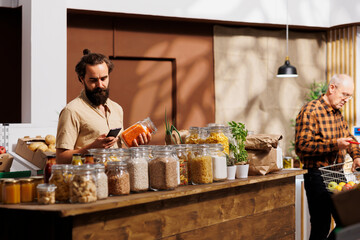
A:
319,162,360,191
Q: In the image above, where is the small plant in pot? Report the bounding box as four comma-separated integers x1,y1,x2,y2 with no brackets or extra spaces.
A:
228,121,249,178
226,154,236,180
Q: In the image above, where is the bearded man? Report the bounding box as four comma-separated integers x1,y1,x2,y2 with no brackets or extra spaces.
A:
56,49,150,164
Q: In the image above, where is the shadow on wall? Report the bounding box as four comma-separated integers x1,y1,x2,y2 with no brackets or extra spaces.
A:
214,25,327,155
67,14,215,145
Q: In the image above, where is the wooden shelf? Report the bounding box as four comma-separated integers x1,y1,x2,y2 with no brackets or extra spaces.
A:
0,169,306,217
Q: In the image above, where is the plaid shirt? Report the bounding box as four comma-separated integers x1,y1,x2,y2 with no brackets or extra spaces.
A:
295,95,360,169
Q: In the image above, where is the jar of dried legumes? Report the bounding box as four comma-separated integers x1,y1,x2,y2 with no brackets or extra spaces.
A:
107,161,130,195
128,148,149,192
190,144,213,185
121,117,157,148
37,183,56,205
94,164,108,200
208,144,227,182
69,165,97,203
49,164,73,202
149,146,178,191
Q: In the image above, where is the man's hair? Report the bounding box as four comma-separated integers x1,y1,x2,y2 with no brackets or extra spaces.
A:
329,74,351,87
75,49,114,82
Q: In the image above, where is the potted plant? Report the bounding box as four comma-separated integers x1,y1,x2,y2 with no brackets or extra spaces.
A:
226,154,236,180
164,109,182,145
228,121,249,178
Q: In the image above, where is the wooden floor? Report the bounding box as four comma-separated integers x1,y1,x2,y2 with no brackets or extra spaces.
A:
0,169,306,240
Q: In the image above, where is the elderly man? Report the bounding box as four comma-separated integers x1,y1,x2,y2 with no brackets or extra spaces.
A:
56,49,151,164
295,74,360,240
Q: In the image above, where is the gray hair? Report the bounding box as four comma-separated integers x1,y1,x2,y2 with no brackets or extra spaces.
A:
329,74,351,88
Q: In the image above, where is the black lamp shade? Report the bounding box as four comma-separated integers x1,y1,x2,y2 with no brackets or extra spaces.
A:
277,59,298,77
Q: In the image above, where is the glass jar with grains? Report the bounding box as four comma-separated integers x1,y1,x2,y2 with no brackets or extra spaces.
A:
69,165,97,203
107,161,130,196
49,164,73,202
128,148,149,192
94,164,108,200
149,146,178,191
190,144,213,185
204,126,229,155
208,144,227,182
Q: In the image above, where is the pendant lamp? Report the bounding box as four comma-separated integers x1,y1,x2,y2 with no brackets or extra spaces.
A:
277,0,298,78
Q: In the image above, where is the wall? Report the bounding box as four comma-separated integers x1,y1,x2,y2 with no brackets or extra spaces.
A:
67,13,215,144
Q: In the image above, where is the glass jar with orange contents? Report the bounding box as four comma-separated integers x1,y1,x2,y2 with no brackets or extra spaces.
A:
121,117,157,148
2,179,21,204
20,178,35,203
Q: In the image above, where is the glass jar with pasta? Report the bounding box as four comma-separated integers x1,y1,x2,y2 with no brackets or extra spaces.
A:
190,144,213,185
49,164,73,202
204,126,229,155
185,127,201,144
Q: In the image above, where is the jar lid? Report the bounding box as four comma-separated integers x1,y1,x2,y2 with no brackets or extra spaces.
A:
85,153,94,157
37,183,57,191
94,163,105,169
189,126,200,130
0,178,15,182
207,123,226,128
51,164,63,171
3,179,20,184
19,178,34,183
47,155,56,159
208,143,224,150
30,175,44,180
72,153,82,156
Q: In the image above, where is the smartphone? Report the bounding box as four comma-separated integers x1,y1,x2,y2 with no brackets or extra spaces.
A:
106,128,122,138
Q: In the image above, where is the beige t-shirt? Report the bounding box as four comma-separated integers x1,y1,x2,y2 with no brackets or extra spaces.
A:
56,90,123,150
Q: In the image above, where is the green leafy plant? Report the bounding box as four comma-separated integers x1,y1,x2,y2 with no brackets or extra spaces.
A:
226,154,235,166
228,121,248,164
165,109,182,144
305,82,327,102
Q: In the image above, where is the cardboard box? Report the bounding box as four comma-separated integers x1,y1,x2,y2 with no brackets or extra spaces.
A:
332,188,360,227
0,153,14,172
247,148,279,175
15,136,54,169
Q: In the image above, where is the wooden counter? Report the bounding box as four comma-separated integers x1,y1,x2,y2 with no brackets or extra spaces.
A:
0,169,306,240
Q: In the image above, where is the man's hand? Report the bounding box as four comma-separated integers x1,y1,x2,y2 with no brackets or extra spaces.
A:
351,158,360,172
90,134,118,149
132,132,152,147
337,137,353,150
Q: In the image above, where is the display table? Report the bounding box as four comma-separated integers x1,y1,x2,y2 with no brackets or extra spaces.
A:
0,169,306,240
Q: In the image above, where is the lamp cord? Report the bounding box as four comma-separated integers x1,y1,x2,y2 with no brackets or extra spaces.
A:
286,0,289,58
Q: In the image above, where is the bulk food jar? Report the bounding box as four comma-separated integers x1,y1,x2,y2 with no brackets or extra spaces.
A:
190,145,213,185
37,183,56,205
208,144,227,182
149,146,178,191
121,117,157,148
49,164,73,202
44,155,56,183
185,127,201,144
173,145,189,185
69,165,97,203
128,148,149,192
204,126,229,155
30,175,44,200
94,164,108,200
107,161,130,195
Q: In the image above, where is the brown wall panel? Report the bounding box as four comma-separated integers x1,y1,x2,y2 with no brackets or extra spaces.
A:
0,7,22,123
67,13,215,144
67,14,114,103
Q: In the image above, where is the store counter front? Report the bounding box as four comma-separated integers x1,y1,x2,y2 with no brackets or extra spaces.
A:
0,169,306,240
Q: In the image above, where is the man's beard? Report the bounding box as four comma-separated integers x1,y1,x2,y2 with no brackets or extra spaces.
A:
85,85,109,106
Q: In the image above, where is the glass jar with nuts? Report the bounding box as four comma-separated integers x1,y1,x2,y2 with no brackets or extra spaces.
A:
69,165,97,203
37,183,56,205
49,164,73,202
